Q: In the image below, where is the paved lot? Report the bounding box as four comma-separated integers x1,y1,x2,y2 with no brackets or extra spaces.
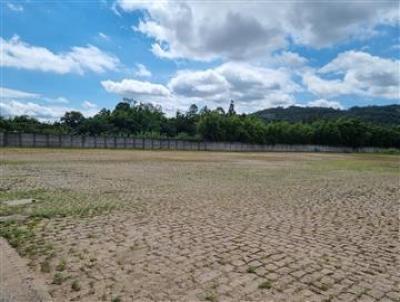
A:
0,149,398,301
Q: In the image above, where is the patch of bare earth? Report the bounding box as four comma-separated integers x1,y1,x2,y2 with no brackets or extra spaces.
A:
0,149,399,301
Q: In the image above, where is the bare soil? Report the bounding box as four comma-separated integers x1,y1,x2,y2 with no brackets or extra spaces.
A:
0,149,398,302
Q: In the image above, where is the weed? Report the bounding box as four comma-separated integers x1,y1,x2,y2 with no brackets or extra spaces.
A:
0,222,34,251
111,296,122,302
319,284,329,291
204,293,217,302
246,266,256,274
40,261,51,273
71,280,81,292
258,280,272,289
56,259,66,271
52,272,65,285
0,189,117,219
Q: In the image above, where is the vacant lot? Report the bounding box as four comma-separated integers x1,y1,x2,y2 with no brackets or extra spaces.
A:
0,149,398,302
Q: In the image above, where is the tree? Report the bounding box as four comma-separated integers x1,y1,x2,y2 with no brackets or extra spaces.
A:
61,111,85,130
187,104,199,117
228,100,236,116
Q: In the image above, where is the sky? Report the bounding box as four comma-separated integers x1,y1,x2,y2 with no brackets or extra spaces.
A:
1,0,399,120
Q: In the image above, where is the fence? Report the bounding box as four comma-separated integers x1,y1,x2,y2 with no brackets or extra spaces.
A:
0,132,387,153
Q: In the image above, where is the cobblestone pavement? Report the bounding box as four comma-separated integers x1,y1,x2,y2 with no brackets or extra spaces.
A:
0,149,399,301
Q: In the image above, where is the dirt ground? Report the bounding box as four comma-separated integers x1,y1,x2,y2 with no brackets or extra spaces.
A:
0,149,399,302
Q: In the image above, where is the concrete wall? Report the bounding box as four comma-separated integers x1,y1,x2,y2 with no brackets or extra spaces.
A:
0,132,389,153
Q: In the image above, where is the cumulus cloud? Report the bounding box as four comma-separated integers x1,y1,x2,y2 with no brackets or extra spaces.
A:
0,35,120,74
169,69,230,100
101,79,170,98
103,62,300,113
286,1,398,47
0,100,72,120
0,86,98,121
135,63,152,77
271,51,308,68
169,63,300,111
304,51,400,99
116,0,397,61
307,99,343,110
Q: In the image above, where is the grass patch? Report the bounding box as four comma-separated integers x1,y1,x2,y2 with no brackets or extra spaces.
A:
0,188,117,218
308,155,399,174
0,218,54,260
0,222,34,250
52,272,66,285
56,258,66,271
246,266,256,274
258,280,272,289
204,293,217,302
71,280,81,292
319,284,329,291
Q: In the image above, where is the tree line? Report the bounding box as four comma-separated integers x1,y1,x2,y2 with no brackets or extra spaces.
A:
1,100,399,148
254,104,400,125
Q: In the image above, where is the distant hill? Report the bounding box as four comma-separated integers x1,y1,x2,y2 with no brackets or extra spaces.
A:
253,104,400,125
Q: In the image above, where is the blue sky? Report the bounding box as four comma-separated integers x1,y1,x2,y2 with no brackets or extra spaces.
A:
1,0,399,120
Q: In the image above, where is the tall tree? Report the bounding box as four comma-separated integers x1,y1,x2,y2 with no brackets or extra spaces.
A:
61,111,85,130
228,100,236,116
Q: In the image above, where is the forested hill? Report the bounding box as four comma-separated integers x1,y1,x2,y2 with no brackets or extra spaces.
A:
253,105,400,125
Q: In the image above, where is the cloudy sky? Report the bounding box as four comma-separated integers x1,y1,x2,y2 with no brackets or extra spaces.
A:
1,0,399,120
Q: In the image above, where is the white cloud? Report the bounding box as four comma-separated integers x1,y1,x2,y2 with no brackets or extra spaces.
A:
0,35,120,74
0,100,72,120
271,51,308,68
98,32,110,41
45,97,70,104
103,62,300,113
307,99,343,110
116,0,397,61
101,79,170,98
7,2,23,12
304,51,400,99
0,87,39,99
82,101,97,109
169,63,300,111
169,69,230,100
0,86,98,121
135,63,152,77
